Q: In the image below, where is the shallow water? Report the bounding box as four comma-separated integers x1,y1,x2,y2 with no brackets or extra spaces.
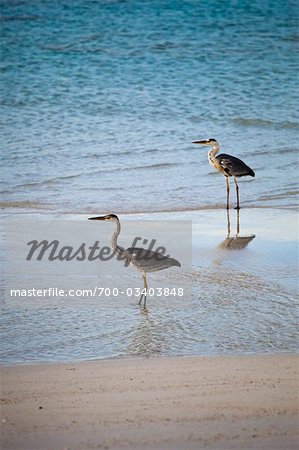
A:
1,209,298,363
1,0,298,214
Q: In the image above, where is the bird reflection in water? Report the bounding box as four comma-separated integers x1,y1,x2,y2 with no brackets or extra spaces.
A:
218,209,255,250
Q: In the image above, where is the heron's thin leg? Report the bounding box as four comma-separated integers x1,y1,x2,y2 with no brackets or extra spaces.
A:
225,176,230,210
236,208,240,236
138,272,147,308
226,208,231,238
234,176,240,210
142,273,147,309
138,293,144,306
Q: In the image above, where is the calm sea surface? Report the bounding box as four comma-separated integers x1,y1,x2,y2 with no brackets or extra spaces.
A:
1,0,298,363
1,0,298,213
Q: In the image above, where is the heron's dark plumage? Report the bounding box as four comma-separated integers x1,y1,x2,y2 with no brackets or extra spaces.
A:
193,137,255,209
217,153,255,178
123,247,181,272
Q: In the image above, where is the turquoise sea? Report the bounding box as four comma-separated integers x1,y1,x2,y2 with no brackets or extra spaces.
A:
1,0,298,364
1,0,298,213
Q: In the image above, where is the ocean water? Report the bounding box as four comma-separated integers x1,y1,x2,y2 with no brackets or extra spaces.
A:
1,1,298,364
1,0,298,213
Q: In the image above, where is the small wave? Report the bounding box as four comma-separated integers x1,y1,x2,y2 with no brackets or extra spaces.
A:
82,150,133,160
14,174,81,189
250,147,298,157
187,114,211,123
232,117,299,129
132,162,179,171
258,191,299,201
80,33,102,42
282,34,299,42
151,41,178,51
80,186,124,192
279,147,299,155
40,33,103,53
0,15,40,22
40,43,73,52
87,162,180,175
40,44,106,54
0,201,51,210
11,164,175,189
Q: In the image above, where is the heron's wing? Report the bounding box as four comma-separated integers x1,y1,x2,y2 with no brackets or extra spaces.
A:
217,153,255,177
125,247,181,272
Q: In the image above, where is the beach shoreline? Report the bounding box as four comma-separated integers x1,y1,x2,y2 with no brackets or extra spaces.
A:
1,353,298,450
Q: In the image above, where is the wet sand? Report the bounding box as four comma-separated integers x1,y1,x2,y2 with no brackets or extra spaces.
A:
1,353,298,450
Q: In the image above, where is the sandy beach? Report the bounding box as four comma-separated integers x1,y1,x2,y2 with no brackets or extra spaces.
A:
1,353,298,450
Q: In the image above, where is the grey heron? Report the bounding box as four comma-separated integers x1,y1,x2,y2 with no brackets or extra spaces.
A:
193,138,255,209
88,214,181,309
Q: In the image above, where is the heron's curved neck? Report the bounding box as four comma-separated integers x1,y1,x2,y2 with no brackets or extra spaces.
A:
208,142,220,158
208,143,220,166
111,219,122,255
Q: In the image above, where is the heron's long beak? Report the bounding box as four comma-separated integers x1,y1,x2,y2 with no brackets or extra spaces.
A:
192,140,209,145
88,216,106,221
